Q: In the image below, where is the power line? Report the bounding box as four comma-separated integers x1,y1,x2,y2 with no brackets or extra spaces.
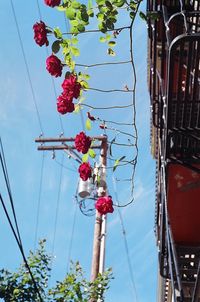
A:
0,138,22,247
66,191,78,272
49,154,64,284
36,0,65,134
0,139,43,301
0,194,43,302
34,152,45,250
111,173,139,302
10,0,44,134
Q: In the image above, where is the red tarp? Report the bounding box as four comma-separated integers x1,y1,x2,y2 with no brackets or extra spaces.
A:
167,164,200,245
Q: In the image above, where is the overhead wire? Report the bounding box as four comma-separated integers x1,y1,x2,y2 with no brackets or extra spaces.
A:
0,193,43,302
49,153,64,285
36,0,65,134
66,182,79,272
0,139,43,301
111,172,139,302
34,151,45,251
0,138,22,247
9,0,44,134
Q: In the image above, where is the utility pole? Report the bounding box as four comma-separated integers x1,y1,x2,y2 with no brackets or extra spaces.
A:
35,135,108,301
90,136,107,282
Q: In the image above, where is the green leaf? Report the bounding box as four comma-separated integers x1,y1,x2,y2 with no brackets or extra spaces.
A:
78,96,85,103
65,8,76,20
63,46,70,56
70,20,79,27
113,0,125,7
74,104,81,113
81,80,89,89
87,8,94,17
71,1,81,8
129,11,136,19
71,47,80,56
97,13,104,21
96,0,105,5
106,19,114,30
105,34,111,41
52,40,60,54
99,36,106,42
98,22,107,33
71,26,79,34
139,11,147,21
77,23,85,32
105,0,113,8
108,40,116,47
82,153,89,162
84,74,90,80
54,27,62,39
96,174,101,185
79,73,90,80
129,0,137,10
71,37,78,44
146,11,160,20
89,149,96,158
13,289,20,296
107,48,116,56
88,0,93,9
85,118,92,130
113,156,126,172
81,10,89,22
56,5,66,11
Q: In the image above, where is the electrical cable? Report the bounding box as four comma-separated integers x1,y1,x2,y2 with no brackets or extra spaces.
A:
0,138,23,247
111,173,139,302
66,184,79,272
34,152,45,251
10,0,44,134
0,140,43,301
35,0,65,134
0,194,43,302
49,154,64,284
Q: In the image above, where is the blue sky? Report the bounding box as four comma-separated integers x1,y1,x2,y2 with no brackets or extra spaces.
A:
0,0,157,301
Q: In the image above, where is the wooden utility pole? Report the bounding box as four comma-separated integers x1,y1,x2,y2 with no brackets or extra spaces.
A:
35,135,108,297
90,136,107,282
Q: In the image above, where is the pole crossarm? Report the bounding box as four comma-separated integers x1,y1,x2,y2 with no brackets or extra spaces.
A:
35,136,107,151
35,136,106,143
37,144,102,151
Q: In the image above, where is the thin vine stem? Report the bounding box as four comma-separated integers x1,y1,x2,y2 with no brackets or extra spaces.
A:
87,87,133,93
75,60,131,68
62,25,130,35
81,103,133,110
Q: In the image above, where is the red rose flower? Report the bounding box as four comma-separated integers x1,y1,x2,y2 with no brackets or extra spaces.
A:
78,162,92,181
57,99,74,115
33,21,49,47
46,54,62,77
44,0,61,7
57,91,74,114
75,132,91,154
57,91,73,103
62,74,81,99
95,196,114,215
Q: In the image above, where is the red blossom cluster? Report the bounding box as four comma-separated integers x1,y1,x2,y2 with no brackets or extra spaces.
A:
46,54,63,77
57,74,81,114
95,196,114,215
62,75,81,99
44,0,61,7
75,132,91,154
33,21,49,47
78,162,92,181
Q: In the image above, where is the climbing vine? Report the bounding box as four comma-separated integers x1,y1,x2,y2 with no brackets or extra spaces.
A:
33,0,144,214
